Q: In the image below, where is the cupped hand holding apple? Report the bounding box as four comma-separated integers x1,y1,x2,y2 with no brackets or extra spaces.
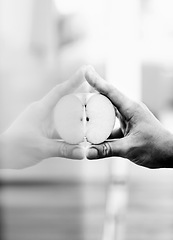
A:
85,67,173,169
0,67,89,169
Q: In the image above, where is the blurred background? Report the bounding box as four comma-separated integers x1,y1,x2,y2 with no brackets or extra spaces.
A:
1,0,173,239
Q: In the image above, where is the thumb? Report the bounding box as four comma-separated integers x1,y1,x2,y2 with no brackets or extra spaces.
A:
86,138,130,160
46,139,84,160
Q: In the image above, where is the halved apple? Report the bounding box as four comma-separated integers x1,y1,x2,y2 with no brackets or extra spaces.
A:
54,93,116,144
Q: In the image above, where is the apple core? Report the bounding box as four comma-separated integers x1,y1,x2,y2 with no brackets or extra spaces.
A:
54,93,116,144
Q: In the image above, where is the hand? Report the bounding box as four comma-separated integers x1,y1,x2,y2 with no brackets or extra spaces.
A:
85,68,173,169
0,67,88,169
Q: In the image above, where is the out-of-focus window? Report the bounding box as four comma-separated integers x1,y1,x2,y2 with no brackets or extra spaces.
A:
141,0,173,128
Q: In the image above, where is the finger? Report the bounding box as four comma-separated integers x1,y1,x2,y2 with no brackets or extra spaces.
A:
46,139,84,160
86,138,130,160
85,67,134,119
40,65,89,110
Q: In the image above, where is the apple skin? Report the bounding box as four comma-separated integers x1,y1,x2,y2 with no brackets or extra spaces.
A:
54,93,116,144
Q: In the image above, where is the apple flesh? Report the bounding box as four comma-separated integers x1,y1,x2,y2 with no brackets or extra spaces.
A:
54,93,116,144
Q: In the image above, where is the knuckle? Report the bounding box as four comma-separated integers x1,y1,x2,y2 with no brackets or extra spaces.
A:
60,142,69,157
100,142,112,158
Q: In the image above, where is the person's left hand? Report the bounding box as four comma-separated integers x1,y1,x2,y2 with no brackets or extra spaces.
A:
0,67,87,169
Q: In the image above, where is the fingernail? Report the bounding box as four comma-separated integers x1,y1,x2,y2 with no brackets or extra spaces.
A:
72,148,84,160
87,148,98,160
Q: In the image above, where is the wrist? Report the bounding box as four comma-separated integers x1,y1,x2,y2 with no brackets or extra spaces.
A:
0,131,16,169
0,132,8,168
158,131,173,168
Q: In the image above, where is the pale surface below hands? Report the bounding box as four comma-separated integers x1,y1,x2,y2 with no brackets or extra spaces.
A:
85,67,173,169
0,66,90,169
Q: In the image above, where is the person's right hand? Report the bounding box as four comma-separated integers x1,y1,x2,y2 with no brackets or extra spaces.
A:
85,67,173,169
